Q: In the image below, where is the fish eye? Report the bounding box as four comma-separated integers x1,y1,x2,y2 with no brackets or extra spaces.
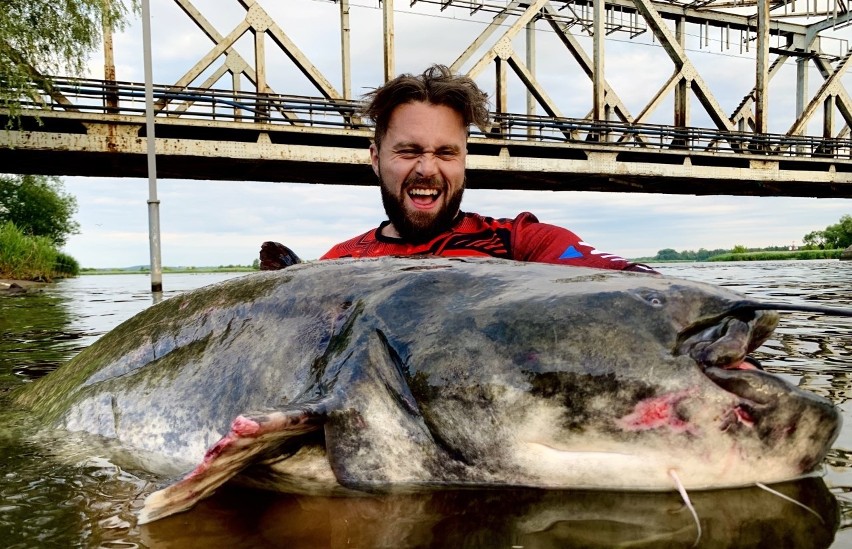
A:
643,292,665,308
629,290,666,308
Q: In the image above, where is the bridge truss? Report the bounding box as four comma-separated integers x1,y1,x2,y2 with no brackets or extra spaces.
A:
2,0,851,197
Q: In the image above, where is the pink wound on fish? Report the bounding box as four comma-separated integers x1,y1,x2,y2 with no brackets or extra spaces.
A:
617,390,695,434
232,415,261,436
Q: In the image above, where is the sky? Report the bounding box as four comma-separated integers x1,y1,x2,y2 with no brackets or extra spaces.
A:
57,0,851,268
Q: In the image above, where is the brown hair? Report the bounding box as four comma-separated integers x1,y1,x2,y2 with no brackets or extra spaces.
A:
362,64,490,149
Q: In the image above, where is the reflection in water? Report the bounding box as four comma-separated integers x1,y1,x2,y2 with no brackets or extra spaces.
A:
139,480,838,549
0,264,850,547
0,290,80,385
0,273,245,388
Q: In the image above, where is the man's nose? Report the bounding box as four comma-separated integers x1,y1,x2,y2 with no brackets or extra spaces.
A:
415,154,439,177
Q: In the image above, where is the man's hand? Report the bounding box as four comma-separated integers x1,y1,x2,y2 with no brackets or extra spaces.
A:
259,241,301,270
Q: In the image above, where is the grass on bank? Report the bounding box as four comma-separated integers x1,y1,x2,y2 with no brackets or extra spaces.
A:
706,249,843,261
0,222,79,281
636,249,845,263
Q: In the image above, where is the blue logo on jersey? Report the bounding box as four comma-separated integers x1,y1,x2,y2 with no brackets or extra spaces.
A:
559,245,583,260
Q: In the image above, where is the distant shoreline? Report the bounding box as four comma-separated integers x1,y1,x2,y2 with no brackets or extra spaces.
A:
636,249,845,263
4,253,846,286
79,267,256,275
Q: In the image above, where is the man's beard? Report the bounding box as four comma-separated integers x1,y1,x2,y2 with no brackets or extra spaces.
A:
379,173,465,244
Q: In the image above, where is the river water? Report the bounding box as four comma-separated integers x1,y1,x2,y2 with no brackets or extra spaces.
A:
0,262,850,548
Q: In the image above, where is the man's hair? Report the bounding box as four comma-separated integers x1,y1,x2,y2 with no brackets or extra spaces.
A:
362,64,490,149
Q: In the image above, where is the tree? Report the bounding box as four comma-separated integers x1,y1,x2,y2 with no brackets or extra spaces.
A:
803,230,826,249
655,248,680,260
0,174,79,246
1,0,137,126
803,215,852,250
822,215,852,250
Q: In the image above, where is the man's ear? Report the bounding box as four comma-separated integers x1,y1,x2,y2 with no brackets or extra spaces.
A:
369,143,380,177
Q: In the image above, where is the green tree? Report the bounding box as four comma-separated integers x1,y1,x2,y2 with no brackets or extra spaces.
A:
803,215,852,250
0,174,79,246
803,230,826,249
822,215,852,250
1,0,137,126
731,244,748,254
655,248,680,260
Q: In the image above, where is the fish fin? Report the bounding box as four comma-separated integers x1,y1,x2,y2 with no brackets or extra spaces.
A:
259,241,301,270
138,407,323,525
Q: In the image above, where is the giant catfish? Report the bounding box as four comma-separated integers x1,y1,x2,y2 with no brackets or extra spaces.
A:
12,257,846,523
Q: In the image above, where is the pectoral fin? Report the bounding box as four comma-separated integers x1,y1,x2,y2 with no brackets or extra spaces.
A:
138,407,323,524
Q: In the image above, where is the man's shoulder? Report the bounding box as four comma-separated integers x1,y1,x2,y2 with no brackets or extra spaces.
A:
321,227,380,259
459,211,540,230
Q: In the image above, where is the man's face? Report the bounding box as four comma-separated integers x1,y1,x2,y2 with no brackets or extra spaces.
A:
371,101,467,242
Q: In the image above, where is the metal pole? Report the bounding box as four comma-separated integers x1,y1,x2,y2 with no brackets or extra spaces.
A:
340,0,352,99
102,0,118,113
526,17,536,138
141,0,163,296
592,0,606,140
754,0,769,134
382,0,395,82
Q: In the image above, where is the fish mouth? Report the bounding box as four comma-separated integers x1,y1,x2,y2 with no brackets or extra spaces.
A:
676,307,779,373
676,303,841,453
675,307,787,409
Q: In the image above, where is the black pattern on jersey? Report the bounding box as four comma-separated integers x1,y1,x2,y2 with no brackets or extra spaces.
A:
429,227,513,258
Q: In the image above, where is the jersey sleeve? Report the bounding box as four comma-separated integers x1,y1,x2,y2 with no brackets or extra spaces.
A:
510,212,657,273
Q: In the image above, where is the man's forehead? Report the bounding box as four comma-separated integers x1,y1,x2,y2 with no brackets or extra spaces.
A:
384,102,467,142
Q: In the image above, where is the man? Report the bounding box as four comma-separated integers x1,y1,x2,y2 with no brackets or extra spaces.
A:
262,65,654,274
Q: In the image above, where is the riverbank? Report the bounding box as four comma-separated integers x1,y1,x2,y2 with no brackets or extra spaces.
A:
0,278,47,294
637,248,846,263
80,266,257,275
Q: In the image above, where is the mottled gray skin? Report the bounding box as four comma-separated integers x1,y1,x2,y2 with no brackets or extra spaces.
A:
15,257,841,504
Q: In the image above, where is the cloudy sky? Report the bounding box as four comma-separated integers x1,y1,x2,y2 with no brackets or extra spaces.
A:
59,0,851,267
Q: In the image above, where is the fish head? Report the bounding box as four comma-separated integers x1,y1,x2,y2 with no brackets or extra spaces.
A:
663,283,842,483
454,271,843,491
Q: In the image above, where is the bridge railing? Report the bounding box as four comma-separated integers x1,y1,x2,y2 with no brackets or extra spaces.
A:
489,113,852,160
29,77,368,129
19,77,852,161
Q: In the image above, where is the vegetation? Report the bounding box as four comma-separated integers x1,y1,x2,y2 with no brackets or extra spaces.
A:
1,0,137,127
646,214,851,263
0,174,79,246
653,248,730,261
802,215,852,251
0,221,81,280
80,265,257,275
0,174,81,281
707,249,843,262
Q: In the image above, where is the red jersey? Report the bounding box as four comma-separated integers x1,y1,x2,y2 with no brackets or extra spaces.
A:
321,212,656,273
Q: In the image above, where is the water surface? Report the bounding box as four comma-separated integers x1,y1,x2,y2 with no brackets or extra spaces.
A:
1,263,850,548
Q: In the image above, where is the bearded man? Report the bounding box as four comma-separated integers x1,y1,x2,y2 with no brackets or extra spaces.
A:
262,65,653,273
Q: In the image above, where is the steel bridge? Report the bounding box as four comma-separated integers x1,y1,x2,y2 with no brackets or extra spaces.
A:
2,0,852,197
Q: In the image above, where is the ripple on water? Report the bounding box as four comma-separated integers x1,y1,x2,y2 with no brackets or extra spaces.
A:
0,267,850,547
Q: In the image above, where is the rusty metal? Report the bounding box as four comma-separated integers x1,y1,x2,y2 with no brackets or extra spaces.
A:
2,0,851,197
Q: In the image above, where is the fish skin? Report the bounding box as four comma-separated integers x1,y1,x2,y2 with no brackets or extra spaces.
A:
13,257,842,522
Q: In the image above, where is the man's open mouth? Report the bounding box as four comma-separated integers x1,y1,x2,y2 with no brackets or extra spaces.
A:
408,187,442,207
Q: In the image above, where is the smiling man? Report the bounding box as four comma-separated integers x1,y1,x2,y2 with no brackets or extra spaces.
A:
313,65,654,273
